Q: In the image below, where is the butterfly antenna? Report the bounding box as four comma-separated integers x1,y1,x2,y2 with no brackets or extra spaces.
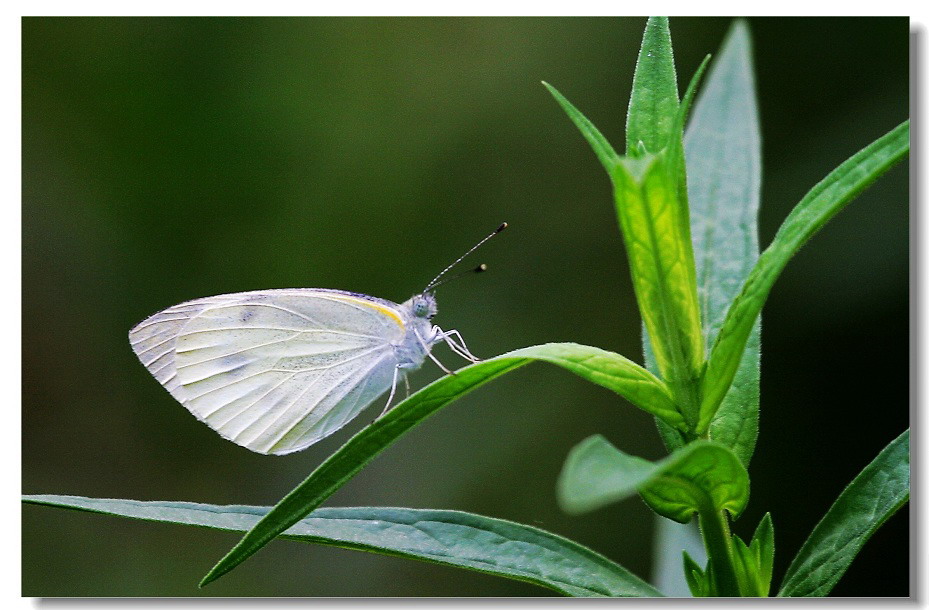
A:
429,263,488,292
424,222,507,293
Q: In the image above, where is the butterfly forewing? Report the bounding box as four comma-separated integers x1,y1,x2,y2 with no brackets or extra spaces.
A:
129,289,409,455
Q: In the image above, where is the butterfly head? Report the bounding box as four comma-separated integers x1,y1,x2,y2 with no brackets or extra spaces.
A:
407,293,438,319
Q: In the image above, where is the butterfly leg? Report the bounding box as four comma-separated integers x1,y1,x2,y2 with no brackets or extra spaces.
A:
444,338,478,363
435,326,481,362
375,366,401,421
426,350,456,375
415,327,458,375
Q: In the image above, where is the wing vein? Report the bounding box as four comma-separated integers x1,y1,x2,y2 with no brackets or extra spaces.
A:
176,327,385,341
130,315,193,334
179,332,303,367
133,334,178,357
263,354,391,452
180,345,391,400
203,301,319,325
202,372,298,421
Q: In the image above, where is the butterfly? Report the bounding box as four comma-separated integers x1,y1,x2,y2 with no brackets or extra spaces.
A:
128,223,506,455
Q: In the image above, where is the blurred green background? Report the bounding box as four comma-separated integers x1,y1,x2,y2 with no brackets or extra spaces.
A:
23,17,909,597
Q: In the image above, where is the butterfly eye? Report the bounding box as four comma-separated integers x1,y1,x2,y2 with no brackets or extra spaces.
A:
413,301,430,318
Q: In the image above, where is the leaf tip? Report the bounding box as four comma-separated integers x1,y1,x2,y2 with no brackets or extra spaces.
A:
646,16,670,29
199,563,226,588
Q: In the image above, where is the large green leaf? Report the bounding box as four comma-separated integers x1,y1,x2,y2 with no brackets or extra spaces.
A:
198,342,680,586
557,435,748,522
699,120,910,427
682,20,762,463
626,16,679,157
778,430,910,597
22,494,661,597
613,155,704,426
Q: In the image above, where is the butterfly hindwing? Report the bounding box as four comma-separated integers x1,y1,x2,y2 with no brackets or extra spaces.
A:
129,289,408,454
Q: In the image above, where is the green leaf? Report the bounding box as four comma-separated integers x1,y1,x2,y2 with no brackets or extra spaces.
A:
643,54,708,452
613,155,704,425
664,53,710,226
778,430,910,597
682,550,709,597
699,120,910,427
543,81,620,176
199,342,681,587
550,16,705,437
683,20,762,463
651,514,706,597
647,341,687,454
729,513,774,596
557,435,748,522
22,495,661,597
752,512,774,595
626,17,679,157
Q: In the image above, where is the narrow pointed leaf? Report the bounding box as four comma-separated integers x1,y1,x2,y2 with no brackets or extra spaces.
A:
682,550,708,597
728,513,774,597
557,435,748,522
199,342,681,586
729,535,757,595
665,52,710,210
683,20,762,463
639,56,710,447
664,53,710,242
752,513,775,596
543,81,619,175
23,495,661,597
700,120,910,426
626,16,679,156
778,430,910,597
670,54,710,161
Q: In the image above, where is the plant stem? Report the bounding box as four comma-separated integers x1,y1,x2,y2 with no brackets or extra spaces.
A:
698,506,741,596
671,374,703,432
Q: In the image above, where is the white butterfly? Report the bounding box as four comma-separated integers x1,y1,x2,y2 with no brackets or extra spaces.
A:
128,224,505,455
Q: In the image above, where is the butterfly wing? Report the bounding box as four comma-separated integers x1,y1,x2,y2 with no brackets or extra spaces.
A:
129,289,407,455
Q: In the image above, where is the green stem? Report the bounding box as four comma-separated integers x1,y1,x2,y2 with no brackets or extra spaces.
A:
698,507,741,596
671,374,702,432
